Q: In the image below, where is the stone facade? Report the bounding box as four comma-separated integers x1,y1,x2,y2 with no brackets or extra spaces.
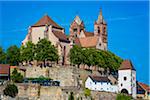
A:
25,66,79,87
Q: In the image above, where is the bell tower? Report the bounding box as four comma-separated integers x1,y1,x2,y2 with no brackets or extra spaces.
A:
94,9,107,50
69,16,84,40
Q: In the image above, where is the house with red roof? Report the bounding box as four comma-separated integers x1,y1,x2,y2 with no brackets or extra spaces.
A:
137,81,150,99
0,64,10,80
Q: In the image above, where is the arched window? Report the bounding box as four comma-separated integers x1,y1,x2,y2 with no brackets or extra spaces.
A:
97,26,100,34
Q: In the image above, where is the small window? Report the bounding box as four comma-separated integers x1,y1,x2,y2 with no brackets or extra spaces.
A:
80,29,83,32
39,37,41,40
121,83,123,87
124,77,127,81
73,28,77,32
99,43,101,46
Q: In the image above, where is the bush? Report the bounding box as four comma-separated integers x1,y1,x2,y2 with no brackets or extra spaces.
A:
3,84,18,98
11,68,23,83
116,93,132,100
84,88,91,97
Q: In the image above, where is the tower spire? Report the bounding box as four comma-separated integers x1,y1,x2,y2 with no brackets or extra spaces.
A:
100,8,102,16
97,8,103,24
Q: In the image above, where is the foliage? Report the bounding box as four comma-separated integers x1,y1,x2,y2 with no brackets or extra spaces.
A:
26,76,52,81
70,46,123,70
84,88,91,97
70,45,84,67
11,68,23,83
68,92,74,100
116,93,132,100
20,41,35,63
3,84,18,98
6,45,20,66
35,39,59,66
0,47,6,64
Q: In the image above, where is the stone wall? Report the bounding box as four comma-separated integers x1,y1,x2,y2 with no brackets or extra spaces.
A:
25,66,79,87
16,83,117,100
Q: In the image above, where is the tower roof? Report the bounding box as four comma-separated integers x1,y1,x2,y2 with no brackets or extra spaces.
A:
119,60,136,70
96,9,106,24
74,15,82,25
32,15,63,29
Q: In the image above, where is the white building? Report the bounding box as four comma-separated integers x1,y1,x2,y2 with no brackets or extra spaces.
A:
85,75,118,93
118,60,136,99
85,60,137,99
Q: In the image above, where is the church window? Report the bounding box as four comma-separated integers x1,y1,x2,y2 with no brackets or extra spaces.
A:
124,77,127,81
98,27,100,34
73,28,77,32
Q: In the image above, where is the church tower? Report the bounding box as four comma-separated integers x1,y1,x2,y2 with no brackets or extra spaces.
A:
118,60,137,99
69,15,85,41
94,9,107,50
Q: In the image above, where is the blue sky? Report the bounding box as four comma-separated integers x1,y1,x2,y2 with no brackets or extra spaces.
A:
0,1,149,84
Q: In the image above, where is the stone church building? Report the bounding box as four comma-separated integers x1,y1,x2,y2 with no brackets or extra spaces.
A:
69,9,107,50
22,15,70,65
22,9,107,65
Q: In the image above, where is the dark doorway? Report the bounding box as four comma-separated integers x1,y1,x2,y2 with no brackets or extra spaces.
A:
121,89,129,94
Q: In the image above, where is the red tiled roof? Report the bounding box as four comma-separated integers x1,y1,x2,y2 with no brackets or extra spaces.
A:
84,31,94,37
138,82,150,93
89,75,110,82
0,64,10,74
52,30,69,43
32,15,62,29
78,36,99,48
119,60,136,70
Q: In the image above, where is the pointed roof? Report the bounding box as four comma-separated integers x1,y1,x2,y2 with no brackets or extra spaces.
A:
119,60,136,70
74,15,82,25
32,15,62,29
96,9,106,25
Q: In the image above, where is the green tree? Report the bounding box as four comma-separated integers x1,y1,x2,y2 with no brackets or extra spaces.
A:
3,84,18,98
116,93,132,100
0,47,6,64
35,39,59,66
6,45,20,66
11,68,23,83
70,45,84,67
20,41,35,65
70,46,123,71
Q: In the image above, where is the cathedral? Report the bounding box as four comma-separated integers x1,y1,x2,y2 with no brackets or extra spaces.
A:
22,9,107,65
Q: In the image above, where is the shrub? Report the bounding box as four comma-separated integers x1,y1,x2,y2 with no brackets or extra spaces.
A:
84,88,91,97
11,68,23,83
3,84,18,98
116,93,132,100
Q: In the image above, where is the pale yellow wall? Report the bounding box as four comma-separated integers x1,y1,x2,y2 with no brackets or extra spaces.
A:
79,30,85,38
